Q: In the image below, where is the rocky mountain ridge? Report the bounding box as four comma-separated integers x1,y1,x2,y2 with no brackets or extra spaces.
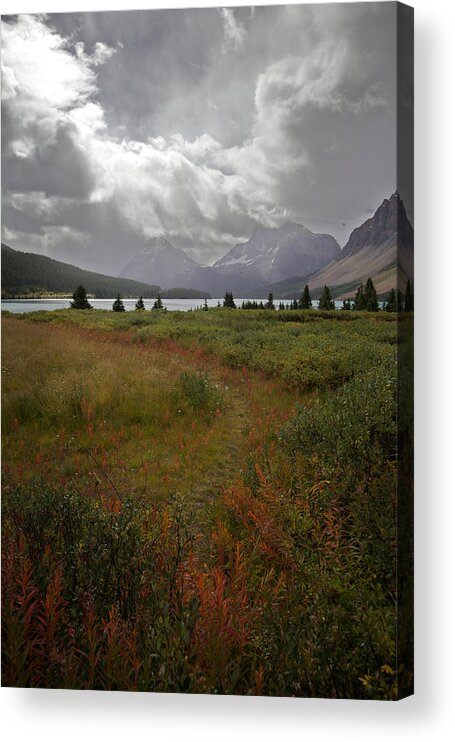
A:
342,191,413,258
120,222,341,294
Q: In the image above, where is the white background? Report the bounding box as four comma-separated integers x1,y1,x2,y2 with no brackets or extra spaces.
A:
1,0,454,739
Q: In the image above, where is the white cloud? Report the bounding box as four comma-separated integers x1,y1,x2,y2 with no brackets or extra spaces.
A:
84,132,279,241
75,40,117,67
1,14,112,178
1,14,281,254
1,11,393,267
41,225,90,250
0,63,19,100
2,224,89,253
68,102,107,136
2,15,97,112
5,190,59,217
219,8,247,54
254,42,386,146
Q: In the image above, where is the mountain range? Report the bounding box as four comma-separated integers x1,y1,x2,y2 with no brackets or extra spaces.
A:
1,193,413,300
120,223,341,296
213,223,340,286
119,192,413,298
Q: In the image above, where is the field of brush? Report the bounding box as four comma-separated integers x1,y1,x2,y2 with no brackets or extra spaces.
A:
1,307,406,698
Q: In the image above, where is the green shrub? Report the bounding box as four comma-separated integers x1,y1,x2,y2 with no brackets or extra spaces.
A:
3,484,144,619
178,371,223,416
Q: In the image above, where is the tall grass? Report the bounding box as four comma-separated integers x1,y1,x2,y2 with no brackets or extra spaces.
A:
1,309,404,697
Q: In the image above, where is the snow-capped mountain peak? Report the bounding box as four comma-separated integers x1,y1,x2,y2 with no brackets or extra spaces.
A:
213,222,340,283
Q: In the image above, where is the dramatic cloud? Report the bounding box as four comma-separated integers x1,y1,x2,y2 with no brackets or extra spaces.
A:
1,14,97,109
1,6,397,272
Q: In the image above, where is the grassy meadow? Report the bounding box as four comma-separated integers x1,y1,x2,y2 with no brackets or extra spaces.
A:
1,307,405,697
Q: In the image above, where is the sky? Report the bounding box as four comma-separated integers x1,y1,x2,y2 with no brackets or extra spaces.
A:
1,4,398,274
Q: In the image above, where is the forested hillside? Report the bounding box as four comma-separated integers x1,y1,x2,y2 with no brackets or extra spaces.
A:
1,244,159,298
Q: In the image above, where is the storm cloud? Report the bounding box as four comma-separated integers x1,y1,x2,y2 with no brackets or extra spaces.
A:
1,5,397,273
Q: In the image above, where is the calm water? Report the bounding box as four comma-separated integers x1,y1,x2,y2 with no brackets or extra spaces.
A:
1,298,348,313
2,298,224,313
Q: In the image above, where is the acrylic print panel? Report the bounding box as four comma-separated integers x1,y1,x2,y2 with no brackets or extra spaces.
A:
1,2,413,699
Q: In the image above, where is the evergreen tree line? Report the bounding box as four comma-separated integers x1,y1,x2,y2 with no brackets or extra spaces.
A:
111,291,165,311
70,286,166,312
385,281,414,313
70,279,413,313
227,285,329,311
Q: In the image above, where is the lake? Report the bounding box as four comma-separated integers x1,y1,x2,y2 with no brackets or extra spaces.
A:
1,298,351,313
2,298,225,313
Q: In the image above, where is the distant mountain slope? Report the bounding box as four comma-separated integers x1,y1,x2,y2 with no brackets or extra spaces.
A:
120,235,230,296
121,225,340,297
271,193,413,300
1,244,160,298
308,237,400,298
119,236,206,290
213,222,340,285
342,191,414,259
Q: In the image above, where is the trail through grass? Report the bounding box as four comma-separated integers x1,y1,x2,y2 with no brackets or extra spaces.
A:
2,316,302,524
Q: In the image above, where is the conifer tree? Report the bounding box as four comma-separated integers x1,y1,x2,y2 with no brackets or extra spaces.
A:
354,283,366,310
397,288,404,312
342,299,352,310
265,292,275,309
223,291,236,308
299,284,312,309
152,293,163,309
135,296,145,310
364,277,379,311
112,293,125,312
70,285,92,309
385,288,397,312
318,285,335,310
203,297,209,311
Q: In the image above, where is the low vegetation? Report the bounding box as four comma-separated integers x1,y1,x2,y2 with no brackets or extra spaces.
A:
1,305,411,697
